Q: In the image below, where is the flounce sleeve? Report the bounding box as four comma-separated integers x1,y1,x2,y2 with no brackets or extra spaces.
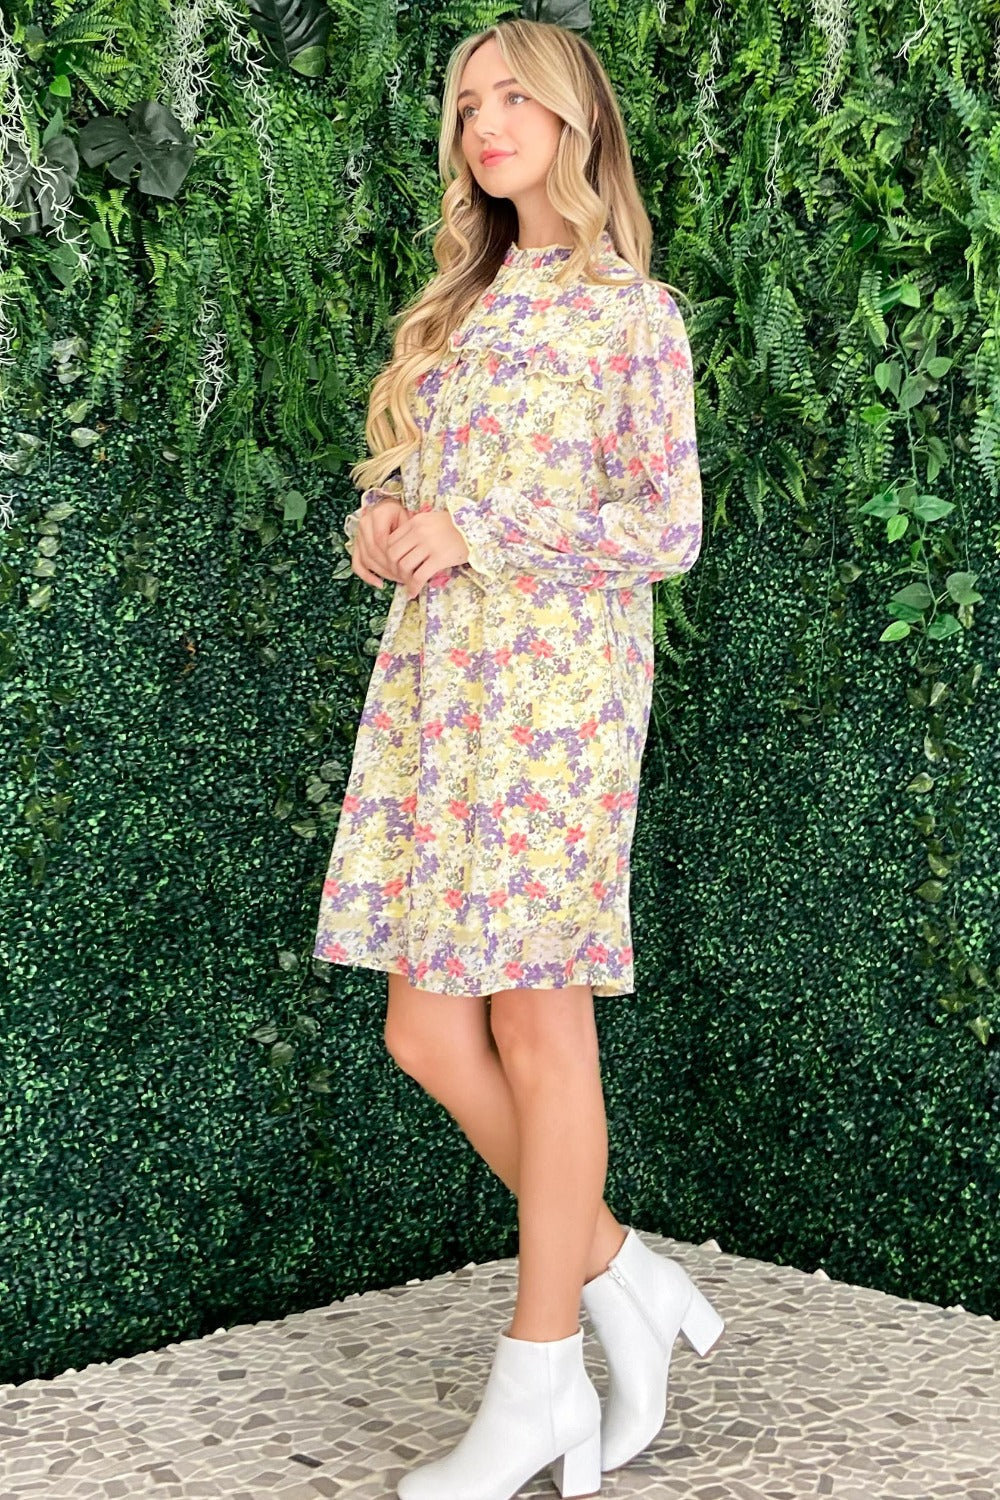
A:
443,283,703,591
343,469,405,544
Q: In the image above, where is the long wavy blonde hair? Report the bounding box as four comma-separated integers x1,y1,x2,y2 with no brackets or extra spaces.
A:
352,18,681,495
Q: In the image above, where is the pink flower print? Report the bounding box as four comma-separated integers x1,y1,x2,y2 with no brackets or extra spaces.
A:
591,881,608,900
529,295,555,311
529,636,555,660
565,824,586,844
513,574,542,595
490,797,505,820
493,647,513,666
444,889,464,911
456,422,470,446
626,643,640,667
448,799,471,820
524,879,549,900
478,412,502,436
342,794,361,813
586,943,610,964
401,793,418,815
531,432,554,455
393,955,409,974
325,942,350,962
449,648,470,668
377,651,393,669
578,718,598,741
415,823,437,843
619,947,634,965
488,890,508,909
322,877,341,897
384,877,406,897
414,960,430,984
373,711,393,730
422,719,444,739
508,832,528,854
462,711,482,731
512,725,535,747
503,961,525,983
445,956,467,977
524,791,549,812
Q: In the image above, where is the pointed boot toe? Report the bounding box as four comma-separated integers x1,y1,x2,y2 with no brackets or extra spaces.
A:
397,1323,603,1500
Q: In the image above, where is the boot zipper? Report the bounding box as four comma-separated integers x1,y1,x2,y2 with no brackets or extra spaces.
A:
607,1260,674,1357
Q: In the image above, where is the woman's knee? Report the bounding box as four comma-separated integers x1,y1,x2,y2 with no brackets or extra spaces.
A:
489,984,598,1067
383,975,491,1081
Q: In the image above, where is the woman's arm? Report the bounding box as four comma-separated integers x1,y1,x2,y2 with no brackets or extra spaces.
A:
444,284,703,591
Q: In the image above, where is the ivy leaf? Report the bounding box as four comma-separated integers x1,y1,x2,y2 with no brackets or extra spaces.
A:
889,582,934,611
911,493,954,522
945,571,983,606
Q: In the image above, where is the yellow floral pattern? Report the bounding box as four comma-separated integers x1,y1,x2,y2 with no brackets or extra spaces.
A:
314,229,702,997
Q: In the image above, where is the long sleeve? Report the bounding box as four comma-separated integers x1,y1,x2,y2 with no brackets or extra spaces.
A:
443,283,703,592
343,469,404,545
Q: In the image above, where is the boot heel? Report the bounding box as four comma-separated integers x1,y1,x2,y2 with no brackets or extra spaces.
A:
549,1425,602,1498
678,1282,725,1357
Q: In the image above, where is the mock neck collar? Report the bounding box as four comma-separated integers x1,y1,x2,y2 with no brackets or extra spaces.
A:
501,228,616,273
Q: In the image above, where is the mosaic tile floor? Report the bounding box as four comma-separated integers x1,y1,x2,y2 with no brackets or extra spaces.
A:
2,1231,998,1499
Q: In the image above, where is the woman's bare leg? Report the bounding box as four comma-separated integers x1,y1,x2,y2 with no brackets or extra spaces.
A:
384,974,627,1288
489,983,607,1340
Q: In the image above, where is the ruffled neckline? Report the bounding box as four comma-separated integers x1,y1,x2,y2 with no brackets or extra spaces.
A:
500,228,617,274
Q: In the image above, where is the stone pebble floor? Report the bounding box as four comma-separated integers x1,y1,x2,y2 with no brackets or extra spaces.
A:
1,1231,998,1499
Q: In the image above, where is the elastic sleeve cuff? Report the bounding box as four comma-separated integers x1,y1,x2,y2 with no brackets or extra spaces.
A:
443,490,516,589
344,476,405,546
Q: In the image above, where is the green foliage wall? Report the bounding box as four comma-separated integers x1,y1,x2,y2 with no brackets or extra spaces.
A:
1,0,999,1382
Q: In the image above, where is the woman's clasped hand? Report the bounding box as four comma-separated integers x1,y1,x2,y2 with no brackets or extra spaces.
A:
349,499,471,601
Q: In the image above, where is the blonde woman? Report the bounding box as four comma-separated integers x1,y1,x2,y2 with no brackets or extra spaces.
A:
314,17,724,1500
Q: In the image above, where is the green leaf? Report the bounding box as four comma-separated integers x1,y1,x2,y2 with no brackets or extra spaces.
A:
945,571,983,606
889,582,934,610
926,613,962,639
911,493,955,522
879,620,910,641
898,375,925,410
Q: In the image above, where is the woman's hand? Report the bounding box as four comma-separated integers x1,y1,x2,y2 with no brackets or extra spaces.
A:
348,499,409,590
384,509,471,601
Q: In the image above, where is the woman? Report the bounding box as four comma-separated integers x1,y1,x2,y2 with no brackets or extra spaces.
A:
314,17,724,1500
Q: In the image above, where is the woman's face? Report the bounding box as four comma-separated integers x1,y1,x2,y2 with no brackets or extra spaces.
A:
457,38,564,200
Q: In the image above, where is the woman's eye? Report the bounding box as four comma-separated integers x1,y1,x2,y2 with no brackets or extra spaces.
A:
460,91,527,122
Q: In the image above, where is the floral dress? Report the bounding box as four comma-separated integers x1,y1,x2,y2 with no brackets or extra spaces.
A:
313,227,702,997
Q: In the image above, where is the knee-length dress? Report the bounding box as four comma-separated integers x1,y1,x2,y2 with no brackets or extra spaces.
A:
312,228,702,997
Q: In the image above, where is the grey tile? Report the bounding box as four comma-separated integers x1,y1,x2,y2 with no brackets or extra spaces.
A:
0,1233,997,1497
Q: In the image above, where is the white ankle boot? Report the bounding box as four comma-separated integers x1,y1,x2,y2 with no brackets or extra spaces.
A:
396,1322,602,1500
580,1227,725,1473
